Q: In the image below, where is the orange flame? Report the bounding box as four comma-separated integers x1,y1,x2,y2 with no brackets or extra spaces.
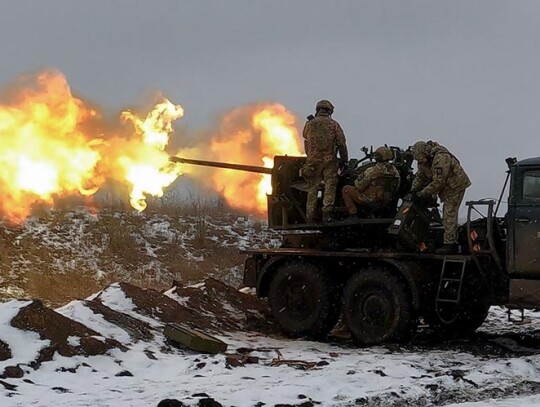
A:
119,100,184,210
0,70,302,222
177,104,303,216
0,71,102,222
0,70,187,221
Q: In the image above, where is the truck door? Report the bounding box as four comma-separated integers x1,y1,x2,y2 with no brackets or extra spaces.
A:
511,169,540,274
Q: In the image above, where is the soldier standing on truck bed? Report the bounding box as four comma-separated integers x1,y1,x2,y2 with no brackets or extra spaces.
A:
410,141,471,254
302,99,349,223
342,146,400,217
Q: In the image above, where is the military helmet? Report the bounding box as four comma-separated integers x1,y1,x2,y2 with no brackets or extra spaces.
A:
373,146,393,162
411,141,431,161
315,99,334,113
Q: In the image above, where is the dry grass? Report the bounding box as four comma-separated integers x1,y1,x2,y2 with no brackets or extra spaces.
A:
22,269,112,307
21,268,172,308
0,192,273,307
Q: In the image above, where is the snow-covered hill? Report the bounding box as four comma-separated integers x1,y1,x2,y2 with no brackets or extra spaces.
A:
0,208,280,306
3,209,540,406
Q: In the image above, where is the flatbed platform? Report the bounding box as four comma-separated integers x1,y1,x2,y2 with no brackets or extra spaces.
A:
240,247,472,261
273,217,394,231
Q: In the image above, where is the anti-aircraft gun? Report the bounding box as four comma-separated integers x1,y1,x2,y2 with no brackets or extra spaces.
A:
171,146,419,250
170,146,416,225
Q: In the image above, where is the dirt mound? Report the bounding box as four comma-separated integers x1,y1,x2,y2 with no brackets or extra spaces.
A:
84,300,155,342
114,279,277,334
10,300,125,363
172,278,276,334
0,299,126,379
0,278,278,382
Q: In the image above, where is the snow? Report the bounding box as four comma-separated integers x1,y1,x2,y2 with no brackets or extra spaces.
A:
163,287,190,306
3,294,540,406
94,283,136,312
58,300,127,342
0,300,50,372
3,212,540,406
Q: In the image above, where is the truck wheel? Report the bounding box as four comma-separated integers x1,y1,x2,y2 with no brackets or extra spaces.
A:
268,262,340,339
343,268,414,346
425,271,490,337
427,303,489,337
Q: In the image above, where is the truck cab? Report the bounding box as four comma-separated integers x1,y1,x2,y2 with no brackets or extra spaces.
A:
505,158,540,306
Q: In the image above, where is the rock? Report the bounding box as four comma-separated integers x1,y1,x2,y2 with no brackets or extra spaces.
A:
157,399,187,407
0,380,17,390
2,365,24,378
198,398,223,407
0,340,11,361
115,370,133,377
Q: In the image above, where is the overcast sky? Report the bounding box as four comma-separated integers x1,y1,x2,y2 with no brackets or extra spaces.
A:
1,0,540,205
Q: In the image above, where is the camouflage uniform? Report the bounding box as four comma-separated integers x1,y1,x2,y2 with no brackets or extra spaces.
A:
342,146,400,215
302,100,348,222
411,141,471,244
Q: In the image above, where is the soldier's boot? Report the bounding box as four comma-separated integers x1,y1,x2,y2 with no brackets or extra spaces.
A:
435,243,459,255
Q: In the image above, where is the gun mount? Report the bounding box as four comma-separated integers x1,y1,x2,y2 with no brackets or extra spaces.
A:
171,154,309,229
171,146,417,248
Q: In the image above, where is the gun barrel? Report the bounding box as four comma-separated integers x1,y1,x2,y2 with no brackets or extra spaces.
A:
170,156,273,174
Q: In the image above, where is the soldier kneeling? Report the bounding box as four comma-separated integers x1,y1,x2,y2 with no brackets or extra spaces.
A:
342,146,401,217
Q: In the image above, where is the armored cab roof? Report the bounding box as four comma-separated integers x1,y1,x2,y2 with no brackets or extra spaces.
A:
515,157,540,167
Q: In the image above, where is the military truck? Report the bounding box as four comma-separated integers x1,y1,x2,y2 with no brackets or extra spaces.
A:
172,151,540,346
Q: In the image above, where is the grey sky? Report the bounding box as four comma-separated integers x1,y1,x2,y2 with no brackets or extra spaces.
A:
1,0,540,205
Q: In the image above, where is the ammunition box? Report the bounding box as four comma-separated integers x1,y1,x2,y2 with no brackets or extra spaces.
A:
388,201,431,251
164,323,228,354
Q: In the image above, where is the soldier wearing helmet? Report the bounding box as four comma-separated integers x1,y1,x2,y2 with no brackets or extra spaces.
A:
342,146,400,217
302,99,349,222
410,141,471,254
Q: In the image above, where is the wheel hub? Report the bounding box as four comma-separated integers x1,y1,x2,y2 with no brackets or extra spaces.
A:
284,282,312,319
362,293,391,326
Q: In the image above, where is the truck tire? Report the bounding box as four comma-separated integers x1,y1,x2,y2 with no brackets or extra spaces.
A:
268,262,340,339
343,267,414,346
426,283,490,336
426,302,489,337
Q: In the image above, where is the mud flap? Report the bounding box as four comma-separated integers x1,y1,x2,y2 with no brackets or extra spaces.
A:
164,323,228,354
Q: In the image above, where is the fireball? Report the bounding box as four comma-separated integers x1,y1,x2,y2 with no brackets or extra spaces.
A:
119,100,184,210
176,103,304,216
0,69,302,222
0,71,102,222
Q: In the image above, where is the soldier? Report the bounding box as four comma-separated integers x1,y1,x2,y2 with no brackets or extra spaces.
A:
410,141,471,254
342,146,400,216
302,99,348,222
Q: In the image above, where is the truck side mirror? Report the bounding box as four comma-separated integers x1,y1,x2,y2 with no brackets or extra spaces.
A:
505,157,517,169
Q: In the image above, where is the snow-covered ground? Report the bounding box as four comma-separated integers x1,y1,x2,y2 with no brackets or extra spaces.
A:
2,282,540,407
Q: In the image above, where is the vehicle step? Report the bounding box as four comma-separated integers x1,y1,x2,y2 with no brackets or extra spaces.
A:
436,298,460,303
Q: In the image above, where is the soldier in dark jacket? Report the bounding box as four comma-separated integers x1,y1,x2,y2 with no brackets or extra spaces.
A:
302,99,348,222
411,141,471,254
342,146,400,216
